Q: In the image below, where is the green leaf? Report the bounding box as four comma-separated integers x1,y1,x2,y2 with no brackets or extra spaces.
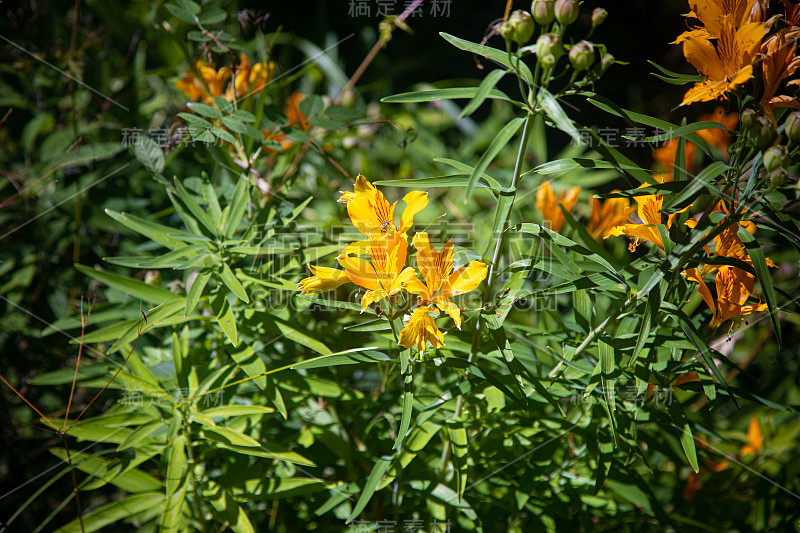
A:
527,157,649,176
226,174,251,238
381,87,514,104
186,269,212,315
203,426,260,447
173,176,218,237
206,482,256,533
272,318,332,355
347,456,393,521
394,371,414,450
194,405,274,419
133,135,165,175
738,225,780,345
439,32,534,85
160,435,187,531
212,292,238,347
460,69,508,118
538,89,582,144
75,264,181,305
375,174,499,196
54,492,165,533
187,102,223,118
221,116,248,133
662,161,729,213
290,349,392,369
466,117,524,199
681,423,700,473
220,263,249,303
105,209,190,250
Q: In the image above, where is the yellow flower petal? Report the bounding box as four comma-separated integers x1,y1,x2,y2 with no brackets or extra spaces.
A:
398,306,445,353
297,265,350,294
399,190,429,234
447,260,488,297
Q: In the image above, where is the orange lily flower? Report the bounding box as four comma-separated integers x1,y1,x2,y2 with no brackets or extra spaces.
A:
696,107,739,153
685,201,775,274
682,265,767,328
759,28,800,123
225,54,274,100
607,177,683,251
654,137,698,174
398,305,445,354
298,265,350,295
674,0,764,43
681,17,766,105
338,175,428,241
403,232,488,329
536,181,580,233
740,416,764,456
338,234,417,312
176,61,231,104
285,92,312,131
587,194,636,240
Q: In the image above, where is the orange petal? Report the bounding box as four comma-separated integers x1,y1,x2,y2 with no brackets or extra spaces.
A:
399,191,428,233
398,306,445,353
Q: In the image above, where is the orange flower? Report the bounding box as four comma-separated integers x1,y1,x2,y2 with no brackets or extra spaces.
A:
740,416,764,456
674,0,765,43
176,61,231,103
285,92,311,131
682,265,767,328
398,305,445,354
696,107,738,153
607,177,683,251
403,233,487,329
225,54,274,100
654,137,697,173
536,181,580,232
759,28,800,123
681,17,767,105
587,194,636,240
261,130,294,154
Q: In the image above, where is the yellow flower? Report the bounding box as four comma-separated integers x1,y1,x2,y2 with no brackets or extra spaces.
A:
398,305,445,354
607,177,682,251
681,16,766,105
587,194,636,240
682,265,767,328
225,53,274,100
536,181,580,233
338,234,417,312
403,232,488,329
740,415,764,456
175,60,231,104
339,175,428,240
674,0,764,43
298,265,350,295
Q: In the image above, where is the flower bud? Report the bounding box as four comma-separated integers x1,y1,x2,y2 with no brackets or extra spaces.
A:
503,10,534,45
532,0,555,24
555,0,580,25
600,52,614,73
569,41,595,71
740,108,757,129
785,111,800,144
591,8,608,28
763,144,789,172
747,116,776,149
767,167,788,192
536,33,564,66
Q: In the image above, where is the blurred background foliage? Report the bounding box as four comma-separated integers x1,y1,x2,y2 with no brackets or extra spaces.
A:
1,0,799,532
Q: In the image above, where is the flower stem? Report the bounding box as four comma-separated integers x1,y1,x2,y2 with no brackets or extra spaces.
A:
439,112,534,474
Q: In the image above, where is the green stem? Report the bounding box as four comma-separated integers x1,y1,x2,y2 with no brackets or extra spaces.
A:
439,113,534,474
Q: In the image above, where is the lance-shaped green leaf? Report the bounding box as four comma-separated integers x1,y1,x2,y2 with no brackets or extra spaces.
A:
466,117,524,200
220,263,249,303
662,161,729,213
738,225,780,345
538,89,583,144
382,86,514,104
75,264,181,305
439,32,534,85
394,371,414,450
460,69,508,118
347,456,393,521
53,492,165,533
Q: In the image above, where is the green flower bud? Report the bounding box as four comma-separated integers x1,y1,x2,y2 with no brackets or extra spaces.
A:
536,33,564,66
532,0,555,24
763,144,789,172
747,116,776,149
785,111,800,144
504,10,535,45
741,108,757,129
569,40,595,71
555,0,580,25
600,52,614,73
767,167,788,192
591,7,608,28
